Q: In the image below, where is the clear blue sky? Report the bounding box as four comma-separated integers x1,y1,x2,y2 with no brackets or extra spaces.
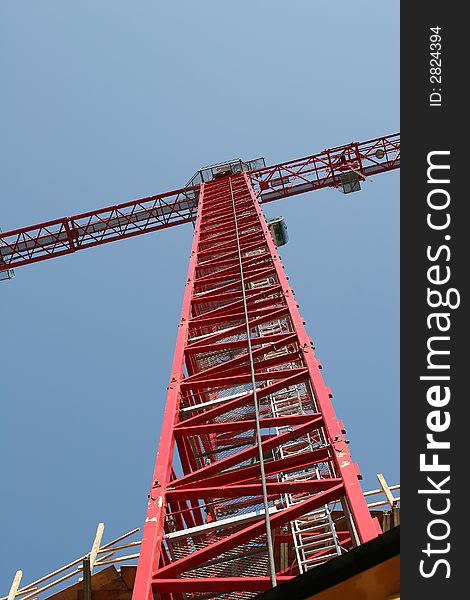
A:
0,1,399,589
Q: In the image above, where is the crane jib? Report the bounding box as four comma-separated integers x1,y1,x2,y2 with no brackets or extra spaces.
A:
0,133,399,273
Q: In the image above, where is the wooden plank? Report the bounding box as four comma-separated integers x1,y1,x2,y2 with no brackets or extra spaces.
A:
8,571,22,600
377,474,397,508
89,524,105,573
363,484,400,497
100,529,140,551
94,554,139,568
20,569,81,600
3,555,85,599
97,542,140,555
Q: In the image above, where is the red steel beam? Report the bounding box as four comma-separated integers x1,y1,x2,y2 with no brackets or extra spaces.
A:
0,186,198,270
250,131,400,203
0,133,399,272
130,182,202,600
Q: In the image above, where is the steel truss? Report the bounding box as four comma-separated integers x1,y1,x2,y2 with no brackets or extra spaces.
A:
0,133,399,272
132,173,380,600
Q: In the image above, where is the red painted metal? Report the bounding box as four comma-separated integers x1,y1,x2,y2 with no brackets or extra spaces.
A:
0,133,399,272
250,132,400,202
0,186,199,270
132,173,380,600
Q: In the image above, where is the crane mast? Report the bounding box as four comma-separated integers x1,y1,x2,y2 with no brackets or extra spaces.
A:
133,171,381,600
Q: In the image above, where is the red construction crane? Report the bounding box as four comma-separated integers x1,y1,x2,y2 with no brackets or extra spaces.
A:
0,133,400,599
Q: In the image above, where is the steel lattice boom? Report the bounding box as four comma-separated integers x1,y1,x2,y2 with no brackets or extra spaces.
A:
132,172,381,600
0,133,399,272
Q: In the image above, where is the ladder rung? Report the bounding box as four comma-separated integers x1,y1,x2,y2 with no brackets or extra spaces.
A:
302,544,337,558
296,535,334,550
296,512,329,523
297,528,334,540
294,518,330,531
301,551,339,566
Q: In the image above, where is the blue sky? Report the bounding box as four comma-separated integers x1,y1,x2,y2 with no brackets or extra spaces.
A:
0,1,399,589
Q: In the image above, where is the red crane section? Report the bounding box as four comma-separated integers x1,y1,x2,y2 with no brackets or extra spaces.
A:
0,133,399,272
132,172,380,600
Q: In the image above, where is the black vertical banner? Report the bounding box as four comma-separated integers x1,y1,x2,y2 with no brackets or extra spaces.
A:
401,3,466,598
